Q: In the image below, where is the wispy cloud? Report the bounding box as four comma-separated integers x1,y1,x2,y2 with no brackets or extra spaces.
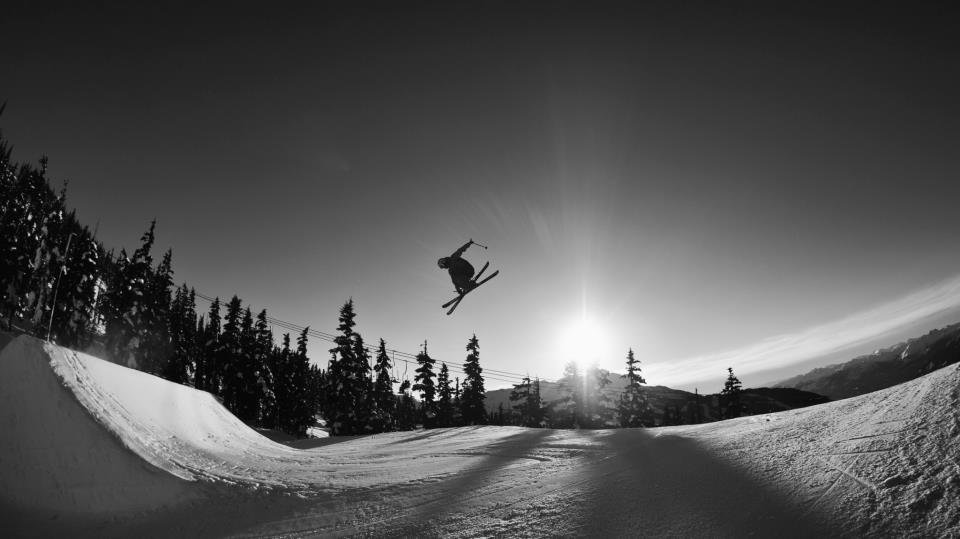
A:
649,273,960,386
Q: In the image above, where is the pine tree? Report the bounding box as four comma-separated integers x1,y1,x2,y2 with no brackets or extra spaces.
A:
164,284,197,385
530,378,546,427
452,377,463,426
325,300,373,435
556,361,583,428
586,364,614,427
394,379,418,430
436,363,453,427
720,367,743,419
510,376,545,428
459,334,487,425
220,295,244,414
617,348,654,428
412,341,437,427
285,327,314,436
236,307,258,422
0,134,105,348
371,339,395,432
198,297,222,393
269,333,293,431
253,309,277,426
510,376,531,425
138,247,173,375
101,221,164,370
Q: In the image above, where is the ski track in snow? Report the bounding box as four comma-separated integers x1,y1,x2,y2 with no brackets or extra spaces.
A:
2,334,959,537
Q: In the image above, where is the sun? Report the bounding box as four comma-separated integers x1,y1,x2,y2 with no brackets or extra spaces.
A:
556,315,607,364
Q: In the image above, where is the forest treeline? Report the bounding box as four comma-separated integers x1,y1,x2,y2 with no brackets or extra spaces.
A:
1,117,747,437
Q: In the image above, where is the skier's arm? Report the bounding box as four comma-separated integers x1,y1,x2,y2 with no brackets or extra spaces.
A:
450,239,474,259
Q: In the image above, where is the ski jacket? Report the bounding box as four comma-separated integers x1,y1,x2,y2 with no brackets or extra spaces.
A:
447,241,475,288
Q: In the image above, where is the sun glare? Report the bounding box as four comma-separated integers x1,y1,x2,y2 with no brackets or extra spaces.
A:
557,315,607,363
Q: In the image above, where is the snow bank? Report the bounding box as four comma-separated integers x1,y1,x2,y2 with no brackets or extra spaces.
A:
0,335,195,515
0,335,532,511
668,362,960,536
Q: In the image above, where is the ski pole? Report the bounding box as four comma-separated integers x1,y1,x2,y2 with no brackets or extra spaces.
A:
472,240,489,249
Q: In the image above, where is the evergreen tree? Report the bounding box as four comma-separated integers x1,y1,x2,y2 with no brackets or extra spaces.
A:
394,379,418,430
371,339,395,432
235,307,258,422
510,376,531,425
720,367,743,419
412,341,437,426
556,362,583,428
325,300,373,435
219,295,244,413
138,247,173,375
164,284,197,385
459,334,486,425
0,127,101,348
198,297,222,393
287,327,315,436
253,309,277,426
101,221,166,370
452,376,463,426
617,348,654,428
510,376,545,428
269,333,293,431
436,363,454,427
530,378,546,427
586,364,614,427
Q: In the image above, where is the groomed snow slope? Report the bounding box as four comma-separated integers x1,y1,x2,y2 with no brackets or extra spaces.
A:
1,334,958,537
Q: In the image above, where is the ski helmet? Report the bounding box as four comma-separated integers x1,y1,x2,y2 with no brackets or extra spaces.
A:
437,257,449,269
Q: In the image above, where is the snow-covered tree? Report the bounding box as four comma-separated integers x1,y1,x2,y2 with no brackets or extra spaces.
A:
219,295,245,414
253,309,277,426
268,333,293,431
197,297,222,393
325,300,373,435
164,285,197,385
287,327,315,436
100,221,173,373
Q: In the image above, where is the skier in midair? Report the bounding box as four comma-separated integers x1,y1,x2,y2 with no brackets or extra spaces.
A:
438,239,480,295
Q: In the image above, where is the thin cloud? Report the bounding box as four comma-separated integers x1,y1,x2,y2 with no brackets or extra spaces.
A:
649,273,960,385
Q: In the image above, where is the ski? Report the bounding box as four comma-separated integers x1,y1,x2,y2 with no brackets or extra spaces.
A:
445,271,499,315
472,261,490,282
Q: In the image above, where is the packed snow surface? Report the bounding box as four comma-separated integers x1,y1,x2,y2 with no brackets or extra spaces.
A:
2,334,958,537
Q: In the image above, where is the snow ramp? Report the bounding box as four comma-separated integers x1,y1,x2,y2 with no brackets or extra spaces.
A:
0,334,291,516
0,334,534,525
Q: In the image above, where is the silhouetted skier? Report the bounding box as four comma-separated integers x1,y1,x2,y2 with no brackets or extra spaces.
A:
438,239,481,294
438,239,499,315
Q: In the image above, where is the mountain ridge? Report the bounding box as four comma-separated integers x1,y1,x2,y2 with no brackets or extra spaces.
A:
773,321,960,399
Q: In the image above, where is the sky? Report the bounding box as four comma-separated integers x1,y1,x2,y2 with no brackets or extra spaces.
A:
3,1,960,391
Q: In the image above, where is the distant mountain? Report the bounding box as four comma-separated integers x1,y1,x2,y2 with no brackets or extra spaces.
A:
484,376,828,426
775,322,960,400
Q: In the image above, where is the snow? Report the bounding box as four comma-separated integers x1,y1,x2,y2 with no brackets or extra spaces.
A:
2,334,958,537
